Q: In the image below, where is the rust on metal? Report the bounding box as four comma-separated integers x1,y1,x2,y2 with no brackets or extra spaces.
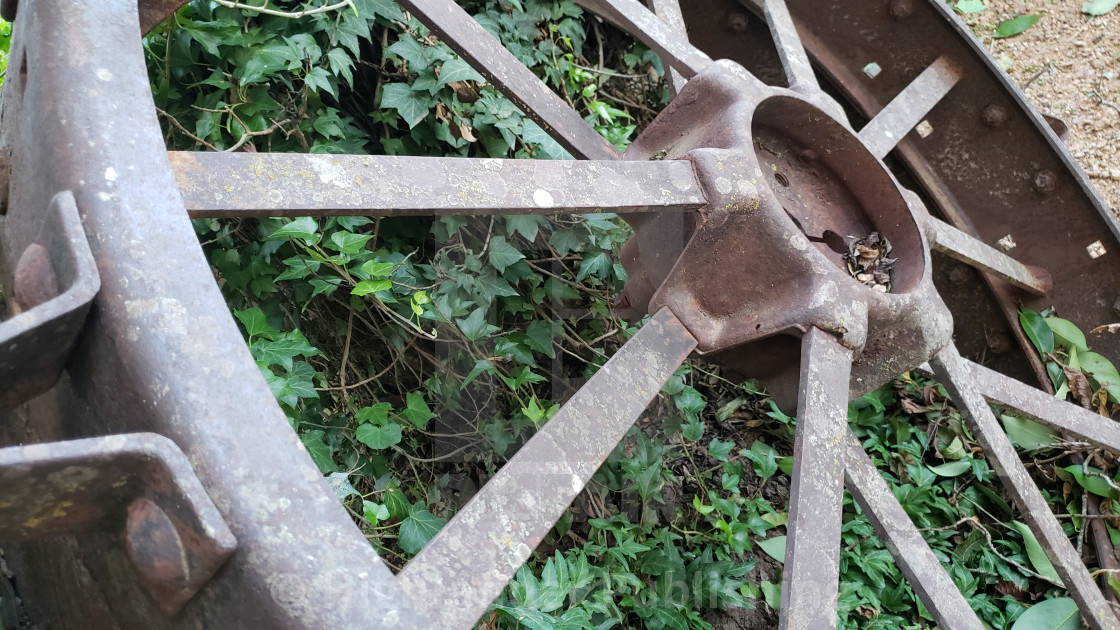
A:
0,191,100,410
780,327,852,630
0,433,236,614
926,217,1053,296
396,308,697,629
857,56,962,160
170,152,705,218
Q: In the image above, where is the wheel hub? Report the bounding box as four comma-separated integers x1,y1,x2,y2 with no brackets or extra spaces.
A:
619,60,953,397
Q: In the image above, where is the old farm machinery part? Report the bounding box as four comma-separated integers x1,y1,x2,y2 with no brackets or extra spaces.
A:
1,0,1120,627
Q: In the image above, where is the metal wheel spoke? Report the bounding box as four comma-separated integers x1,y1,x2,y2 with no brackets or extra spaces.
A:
926,217,1052,296
967,360,1120,451
931,345,1118,629
398,0,619,161
170,152,704,218
780,327,852,630
575,0,711,78
762,0,817,92
857,56,962,160
395,309,696,629
843,430,985,629
642,0,688,94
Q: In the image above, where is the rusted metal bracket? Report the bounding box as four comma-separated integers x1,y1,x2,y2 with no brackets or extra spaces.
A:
0,432,237,614
0,190,100,409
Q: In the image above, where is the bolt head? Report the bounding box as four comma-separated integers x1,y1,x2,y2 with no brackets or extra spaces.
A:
1033,170,1057,194
982,104,1007,127
726,12,749,33
889,0,914,19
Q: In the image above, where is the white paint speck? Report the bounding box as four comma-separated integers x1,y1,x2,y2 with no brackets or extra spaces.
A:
532,189,554,208
1088,240,1107,259
715,177,732,195
104,167,117,183
96,69,113,81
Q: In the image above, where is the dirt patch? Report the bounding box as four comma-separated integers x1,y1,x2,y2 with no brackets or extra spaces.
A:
983,1,1120,215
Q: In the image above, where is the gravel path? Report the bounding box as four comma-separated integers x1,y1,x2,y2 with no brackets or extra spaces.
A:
979,1,1119,216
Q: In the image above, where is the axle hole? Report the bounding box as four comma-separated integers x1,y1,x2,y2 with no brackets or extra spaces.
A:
774,172,789,187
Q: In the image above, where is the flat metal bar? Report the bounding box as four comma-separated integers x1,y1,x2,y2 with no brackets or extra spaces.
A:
843,429,985,630
858,56,962,160
643,0,687,94
396,308,696,629
398,0,620,161
779,327,852,630
576,0,712,78
763,0,817,91
931,345,1118,629
170,152,705,218
926,217,1052,296
970,360,1120,451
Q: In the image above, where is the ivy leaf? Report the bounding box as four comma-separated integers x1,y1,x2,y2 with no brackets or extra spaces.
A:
328,231,373,255
356,0,405,21
707,438,735,462
487,236,525,273
994,14,1040,38
682,420,705,442
356,422,403,450
460,359,496,390
251,332,320,371
234,307,278,341
361,260,395,277
456,307,500,342
352,279,392,296
548,227,586,256
675,386,706,422
437,57,485,88
268,217,319,243
327,472,360,501
576,251,612,281
362,500,391,524
523,320,556,358
403,391,435,429
300,430,338,473
380,83,434,129
398,503,447,554
356,402,393,425
505,215,547,242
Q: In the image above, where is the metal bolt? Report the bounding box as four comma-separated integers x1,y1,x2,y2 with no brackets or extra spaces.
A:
982,104,1007,128
726,12,749,33
12,243,58,313
125,497,190,589
1033,169,1057,194
948,266,968,285
889,0,914,19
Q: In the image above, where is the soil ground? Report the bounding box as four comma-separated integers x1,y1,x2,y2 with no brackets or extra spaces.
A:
984,1,1120,215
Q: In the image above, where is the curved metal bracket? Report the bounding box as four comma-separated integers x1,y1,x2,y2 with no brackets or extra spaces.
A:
0,433,237,614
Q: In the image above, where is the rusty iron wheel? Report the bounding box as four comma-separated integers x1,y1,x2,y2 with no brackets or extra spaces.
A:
2,0,1120,628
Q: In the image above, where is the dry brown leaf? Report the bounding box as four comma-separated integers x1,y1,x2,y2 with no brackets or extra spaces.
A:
448,80,481,103
434,102,451,123
1062,365,1095,409
995,580,1028,600
458,122,477,142
1091,323,1120,336
900,398,928,415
